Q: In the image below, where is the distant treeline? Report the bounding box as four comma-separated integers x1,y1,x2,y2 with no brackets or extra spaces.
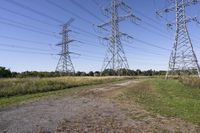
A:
0,66,166,78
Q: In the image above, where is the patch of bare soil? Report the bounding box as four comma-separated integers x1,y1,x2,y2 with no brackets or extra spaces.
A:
56,85,200,133
0,80,199,133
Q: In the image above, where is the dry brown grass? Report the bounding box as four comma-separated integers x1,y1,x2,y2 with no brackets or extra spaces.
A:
0,76,132,98
179,76,200,88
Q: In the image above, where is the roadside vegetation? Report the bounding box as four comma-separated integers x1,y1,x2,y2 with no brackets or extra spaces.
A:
0,66,166,78
0,76,133,106
119,79,200,125
0,76,132,98
179,76,200,88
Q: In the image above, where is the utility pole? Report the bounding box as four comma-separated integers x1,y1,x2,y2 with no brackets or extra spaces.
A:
56,18,75,75
97,0,140,76
156,0,200,78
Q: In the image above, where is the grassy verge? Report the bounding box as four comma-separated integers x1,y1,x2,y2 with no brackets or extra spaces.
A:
0,85,86,107
179,76,200,88
0,76,133,107
120,79,200,125
0,76,133,97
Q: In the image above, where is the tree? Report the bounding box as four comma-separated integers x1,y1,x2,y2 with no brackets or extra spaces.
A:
0,66,12,78
136,69,142,75
11,72,18,77
94,71,100,76
80,72,87,76
101,69,117,76
88,71,94,76
145,69,153,76
75,71,82,76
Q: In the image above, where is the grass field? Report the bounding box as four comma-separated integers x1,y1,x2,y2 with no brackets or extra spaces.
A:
179,76,200,88
0,76,132,97
1,76,200,125
119,79,200,125
0,76,132,106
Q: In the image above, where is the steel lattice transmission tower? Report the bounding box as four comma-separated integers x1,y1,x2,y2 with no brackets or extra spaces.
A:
157,0,200,78
56,18,75,74
97,0,140,75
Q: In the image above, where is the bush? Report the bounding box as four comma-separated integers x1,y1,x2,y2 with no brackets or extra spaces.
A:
0,67,12,78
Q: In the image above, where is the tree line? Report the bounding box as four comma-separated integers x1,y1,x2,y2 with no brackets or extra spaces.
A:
0,66,166,78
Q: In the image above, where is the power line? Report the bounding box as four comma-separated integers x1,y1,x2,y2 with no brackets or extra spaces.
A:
72,41,168,58
0,35,51,45
73,25,171,51
133,8,174,36
0,42,168,65
91,0,106,7
71,22,172,51
0,43,57,53
136,23,172,40
0,6,58,26
69,0,105,22
0,36,187,59
133,38,171,51
0,19,170,54
0,43,167,64
0,20,60,38
75,40,103,48
0,45,167,65
0,41,103,57
45,0,93,24
0,1,179,61
0,48,55,55
0,34,103,49
0,15,169,53
1,1,172,52
75,55,167,66
5,0,63,23
0,5,103,40
0,16,58,34
92,0,173,40
61,2,174,48
1,0,108,41
74,26,171,52
124,43,166,56
71,25,101,37
135,9,162,26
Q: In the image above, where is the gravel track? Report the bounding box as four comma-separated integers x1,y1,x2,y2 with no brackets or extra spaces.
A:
0,80,199,133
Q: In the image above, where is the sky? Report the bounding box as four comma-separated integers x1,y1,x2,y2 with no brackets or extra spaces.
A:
0,0,200,72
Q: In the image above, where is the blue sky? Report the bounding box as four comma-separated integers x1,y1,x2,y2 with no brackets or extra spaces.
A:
0,0,200,72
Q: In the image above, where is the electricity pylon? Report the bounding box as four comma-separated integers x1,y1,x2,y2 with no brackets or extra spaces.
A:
156,0,200,78
97,0,140,75
56,18,75,74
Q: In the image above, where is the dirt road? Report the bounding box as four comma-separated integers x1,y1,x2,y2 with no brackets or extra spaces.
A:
0,80,199,133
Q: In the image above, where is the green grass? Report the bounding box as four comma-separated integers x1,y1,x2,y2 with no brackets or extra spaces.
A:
122,79,200,125
0,76,132,107
0,85,85,107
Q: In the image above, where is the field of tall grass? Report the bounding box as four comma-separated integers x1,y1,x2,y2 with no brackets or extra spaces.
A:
179,76,200,88
0,76,131,98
